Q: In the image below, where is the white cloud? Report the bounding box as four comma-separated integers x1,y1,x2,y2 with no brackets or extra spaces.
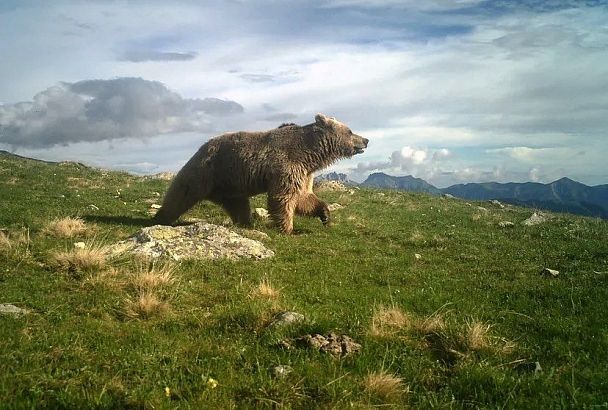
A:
0,78,243,148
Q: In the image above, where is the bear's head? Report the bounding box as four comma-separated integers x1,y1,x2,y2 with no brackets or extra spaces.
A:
314,113,369,158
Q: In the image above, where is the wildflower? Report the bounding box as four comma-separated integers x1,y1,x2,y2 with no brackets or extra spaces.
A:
204,377,218,389
164,386,171,397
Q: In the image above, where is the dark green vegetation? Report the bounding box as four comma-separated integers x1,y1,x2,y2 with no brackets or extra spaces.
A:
1,151,608,408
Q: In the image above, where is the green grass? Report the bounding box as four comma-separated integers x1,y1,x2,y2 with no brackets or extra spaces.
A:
1,151,608,408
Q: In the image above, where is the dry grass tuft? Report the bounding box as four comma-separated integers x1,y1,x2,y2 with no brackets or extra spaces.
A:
417,313,446,335
130,260,176,293
52,243,108,273
407,230,426,244
83,266,124,289
363,371,407,401
44,217,87,238
124,292,169,319
0,231,11,250
370,305,411,337
465,320,492,351
250,278,281,299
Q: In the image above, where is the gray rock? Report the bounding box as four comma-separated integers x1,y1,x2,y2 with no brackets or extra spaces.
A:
540,268,559,278
109,222,274,261
268,311,305,328
442,193,455,199
498,221,515,228
270,365,293,378
0,304,29,317
522,212,549,226
327,203,344,211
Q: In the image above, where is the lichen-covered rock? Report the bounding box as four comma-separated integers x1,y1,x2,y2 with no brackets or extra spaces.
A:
110,222,274,261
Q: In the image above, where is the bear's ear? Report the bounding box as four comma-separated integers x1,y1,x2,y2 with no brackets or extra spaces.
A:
315,113,332,127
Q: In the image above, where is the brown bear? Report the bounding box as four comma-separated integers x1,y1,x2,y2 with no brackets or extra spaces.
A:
153,113,369,234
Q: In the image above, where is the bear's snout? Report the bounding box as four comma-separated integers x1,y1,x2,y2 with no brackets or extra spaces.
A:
352,134,369,155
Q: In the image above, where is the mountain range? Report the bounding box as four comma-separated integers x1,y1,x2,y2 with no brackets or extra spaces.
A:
319,172,608,219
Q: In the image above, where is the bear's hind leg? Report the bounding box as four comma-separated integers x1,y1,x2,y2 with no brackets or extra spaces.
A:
295,193,330,225
220,196,253,227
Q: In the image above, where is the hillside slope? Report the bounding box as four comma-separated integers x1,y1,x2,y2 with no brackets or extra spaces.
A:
1,152,607,408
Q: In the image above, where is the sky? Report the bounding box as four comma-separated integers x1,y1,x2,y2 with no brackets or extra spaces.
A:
1,0,607,187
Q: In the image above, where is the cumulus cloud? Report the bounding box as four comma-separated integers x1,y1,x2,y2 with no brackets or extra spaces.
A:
354,146,451,174
0,77,243,148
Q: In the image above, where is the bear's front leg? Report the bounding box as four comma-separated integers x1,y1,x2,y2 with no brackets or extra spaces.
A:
267,193,298,234
295,193,331,225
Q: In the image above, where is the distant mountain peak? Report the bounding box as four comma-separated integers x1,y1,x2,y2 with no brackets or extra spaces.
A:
361,173,442,195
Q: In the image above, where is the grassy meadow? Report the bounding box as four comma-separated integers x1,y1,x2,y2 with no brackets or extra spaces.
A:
1,151,607,408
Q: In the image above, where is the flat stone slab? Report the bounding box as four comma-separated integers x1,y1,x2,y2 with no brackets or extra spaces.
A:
110,222,274,261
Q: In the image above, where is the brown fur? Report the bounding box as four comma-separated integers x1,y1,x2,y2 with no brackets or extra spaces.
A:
153,114,368,233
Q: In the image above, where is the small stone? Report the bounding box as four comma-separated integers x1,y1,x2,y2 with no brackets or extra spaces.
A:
74,242,86,249
253,208,269,219
476,206,489,213
414,253,422,260
327,203,344,211
152,191,160,197
540,268,559,278
443,193,455,199
489,199,505,208
498,221,515,228
270,365,293,378
268,311,305,328
150,204,162,209
0,304,29,317
87,204,99,211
